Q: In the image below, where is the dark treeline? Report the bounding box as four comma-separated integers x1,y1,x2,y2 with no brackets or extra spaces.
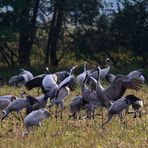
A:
0,0,148,69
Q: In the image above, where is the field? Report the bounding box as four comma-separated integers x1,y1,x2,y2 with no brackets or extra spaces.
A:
0,85,147,148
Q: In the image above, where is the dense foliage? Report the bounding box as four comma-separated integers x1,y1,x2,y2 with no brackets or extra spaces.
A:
0,0,148,70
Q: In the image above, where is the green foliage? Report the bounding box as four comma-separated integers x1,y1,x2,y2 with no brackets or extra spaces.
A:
111,0,148,55
0,9,18,44
0,0,148,69
66,0,100,25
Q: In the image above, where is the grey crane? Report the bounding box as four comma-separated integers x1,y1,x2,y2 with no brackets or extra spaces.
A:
70,63,100,119
128,95,143,118
104,69,145,84
79,63,99,103
22,108,51,137
1,95,39,121
8,69,33,87
41,65,77,99
79,64,100,119
19,69,33,81
76,63,95,84
0,95,17,102
48,87,70,119
25,69,71,92
80,66,107,119
25,65,77,119
47,65,78,119
90,71,142,109
0,96,16,112
102,95,143,128
69,95,89,119
90,58,112,79
24,67,54,95
76,58,112,84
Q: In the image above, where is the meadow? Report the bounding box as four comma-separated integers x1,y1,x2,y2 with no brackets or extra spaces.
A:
0,84,147,148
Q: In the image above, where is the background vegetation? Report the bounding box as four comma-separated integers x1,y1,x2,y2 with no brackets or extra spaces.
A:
0,1,148,147
0,0,148,79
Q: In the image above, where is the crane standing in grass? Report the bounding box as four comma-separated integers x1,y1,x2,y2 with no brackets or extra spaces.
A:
1,95,39,121
0,96,17,113
25,65,78,119
8,69,33,87
22,108,51,137
102,94,144,128
47,65,78,119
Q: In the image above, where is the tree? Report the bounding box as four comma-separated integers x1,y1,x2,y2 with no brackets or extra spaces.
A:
44,0,102,66
0,1,19,65
0,0,41,67
18,0,40,66
45,0,64,66
111,0,148,66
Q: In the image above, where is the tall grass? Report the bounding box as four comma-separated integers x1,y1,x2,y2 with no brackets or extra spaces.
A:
0,85,147,148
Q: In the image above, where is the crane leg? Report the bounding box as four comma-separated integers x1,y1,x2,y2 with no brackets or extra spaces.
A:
22,127,30,137
59,102,64,119
102,113,113,129
39,123,48,141
11,113,21,121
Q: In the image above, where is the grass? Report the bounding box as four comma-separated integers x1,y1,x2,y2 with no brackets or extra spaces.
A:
0,85,148,148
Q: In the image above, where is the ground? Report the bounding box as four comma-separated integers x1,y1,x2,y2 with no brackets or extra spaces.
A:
0,85,147,148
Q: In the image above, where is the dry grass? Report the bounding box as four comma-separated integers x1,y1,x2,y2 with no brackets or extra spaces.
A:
0,85,148,148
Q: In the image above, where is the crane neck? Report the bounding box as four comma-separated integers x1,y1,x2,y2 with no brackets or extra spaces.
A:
70,65,77,75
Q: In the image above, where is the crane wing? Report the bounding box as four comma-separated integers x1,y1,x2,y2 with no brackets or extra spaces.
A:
89,68,110,80
121,76,142,91
54,70,70,83
55,75,77,97
25,74,45,90
42,74,58,93
127,69,144,84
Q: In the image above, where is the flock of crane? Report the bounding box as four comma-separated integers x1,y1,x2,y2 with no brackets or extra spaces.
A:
0,58,145,137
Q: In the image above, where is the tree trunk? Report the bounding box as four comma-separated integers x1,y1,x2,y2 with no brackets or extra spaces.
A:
18,0,40,67
45,2,63,67
45,6,57,66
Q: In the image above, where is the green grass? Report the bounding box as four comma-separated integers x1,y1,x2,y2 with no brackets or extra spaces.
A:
0,86,148,148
